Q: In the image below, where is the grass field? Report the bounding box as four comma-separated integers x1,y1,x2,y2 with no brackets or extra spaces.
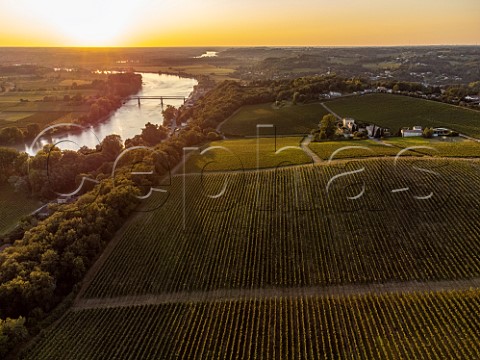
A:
0,112,33,123
219,102,328,136
130,65,238,83
0,89,98,103
308,139,414,160
21,290,480,359
384,137,480,157
327,94,480,138
0,111,77,130
0,185,40,235
0,88,93,131
58,79,92,87
3,101,91,112
308,137,480,160
0,101,90,130
183,137,311,172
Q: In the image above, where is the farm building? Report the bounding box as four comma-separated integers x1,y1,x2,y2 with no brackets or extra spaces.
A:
343,118,355,129
329,91,342,97
433,128,451,136
366,125,390,138
401,126,423,137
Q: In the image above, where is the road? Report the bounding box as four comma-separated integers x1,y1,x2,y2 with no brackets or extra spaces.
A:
300,135,322,164
73,277,480,311
320,102,342,120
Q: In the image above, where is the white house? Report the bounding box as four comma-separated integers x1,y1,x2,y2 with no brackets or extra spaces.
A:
401,126,423,137
465,95,480,102
366,125,389,138
329,91,342,97
343,118,355,129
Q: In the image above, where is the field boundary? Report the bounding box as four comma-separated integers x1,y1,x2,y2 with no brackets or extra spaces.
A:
73,277,480,311
172,156,480,177
321,102,342,120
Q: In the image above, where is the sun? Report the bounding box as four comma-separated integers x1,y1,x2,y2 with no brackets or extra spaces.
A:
48,1,140,46
54,16,131,46
6,0,140,46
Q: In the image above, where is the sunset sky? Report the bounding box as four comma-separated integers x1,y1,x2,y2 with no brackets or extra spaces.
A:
1,0,479,47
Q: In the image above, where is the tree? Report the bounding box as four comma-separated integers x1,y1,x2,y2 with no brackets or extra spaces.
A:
162,105,177,127
25,123,40,141
0,127,24,145
0,317,28,358
99,135,124,162
141,122,168,146
318,114,338,139
423,127,434,138
0,148,19,184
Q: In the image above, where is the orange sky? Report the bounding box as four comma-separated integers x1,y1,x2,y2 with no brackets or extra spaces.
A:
1,0,479,46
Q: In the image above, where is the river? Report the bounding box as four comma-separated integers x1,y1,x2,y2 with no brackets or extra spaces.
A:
26,73,197,153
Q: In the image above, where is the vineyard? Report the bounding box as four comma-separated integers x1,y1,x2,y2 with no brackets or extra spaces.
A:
18,158,480,358
81,159,480,298
21,289,480,359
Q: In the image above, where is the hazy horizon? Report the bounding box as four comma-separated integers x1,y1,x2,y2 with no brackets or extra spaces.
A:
1,45,479,49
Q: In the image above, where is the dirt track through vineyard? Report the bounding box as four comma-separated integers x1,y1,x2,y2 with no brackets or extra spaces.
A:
73,277,480,311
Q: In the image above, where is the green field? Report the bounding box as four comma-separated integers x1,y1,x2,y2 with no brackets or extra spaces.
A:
219,102,328,136
308,137,480,160
0,72,98,130
21,290,480,359
0,89,98,103
0,185,40,235
131,65,238,83
327,94,480,138
384,137,480,157
0,96,91,130
183,137,311,172
2,101,91,112
308,139,413,160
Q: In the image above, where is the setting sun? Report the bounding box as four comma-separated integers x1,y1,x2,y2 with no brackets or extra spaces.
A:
2,0,141,46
